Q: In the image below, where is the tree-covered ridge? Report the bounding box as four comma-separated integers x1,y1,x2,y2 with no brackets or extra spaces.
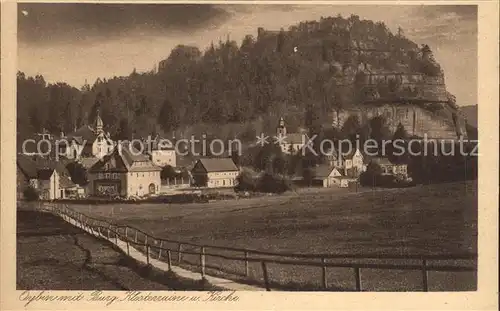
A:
17,14,447,144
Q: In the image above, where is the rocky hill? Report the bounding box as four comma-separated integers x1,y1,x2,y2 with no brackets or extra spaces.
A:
17,14,468,142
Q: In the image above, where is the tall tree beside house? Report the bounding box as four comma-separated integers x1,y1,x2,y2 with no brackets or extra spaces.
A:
302,166,315,186
234,170,257,192
160,165,177,181
272,152,289,175
359,162,383,187
254,141,283,173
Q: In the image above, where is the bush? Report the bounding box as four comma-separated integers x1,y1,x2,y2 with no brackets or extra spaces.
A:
23,186,39,201
234,170,257,192
257,173,292,194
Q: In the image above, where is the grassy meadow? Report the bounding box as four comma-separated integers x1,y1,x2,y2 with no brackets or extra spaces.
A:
69,181,478,291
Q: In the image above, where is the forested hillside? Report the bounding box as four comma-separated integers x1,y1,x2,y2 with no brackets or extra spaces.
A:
17,14,452,143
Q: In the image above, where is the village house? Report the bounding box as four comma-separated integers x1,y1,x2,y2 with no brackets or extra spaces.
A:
276,117,306,154
341,148,368,175
16,154,77,200
310,165,359,188
142,134,177,168
88,142,162,198
62,111,115,160
17,154,38,200
371,157,409,177
191,158,239,188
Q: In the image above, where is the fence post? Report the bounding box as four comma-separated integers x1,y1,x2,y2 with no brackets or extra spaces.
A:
125,227,128,240
107,227,111,239
126,239,130,255
167,250,172,270
321,258,327,289
354,267,362,291
134,229,138,243
146,245,150,265
200,247,206,278
261,261,270,291
244,251,249,277
178,244,182,263
158,241,163,260
422,259,429,292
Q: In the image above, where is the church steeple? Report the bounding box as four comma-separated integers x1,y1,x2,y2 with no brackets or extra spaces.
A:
277,117,286,136
95,109,103,134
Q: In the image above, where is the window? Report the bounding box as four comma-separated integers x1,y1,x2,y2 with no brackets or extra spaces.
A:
105,173,110,179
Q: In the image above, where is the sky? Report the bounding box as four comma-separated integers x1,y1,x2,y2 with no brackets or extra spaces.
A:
17,4,477,106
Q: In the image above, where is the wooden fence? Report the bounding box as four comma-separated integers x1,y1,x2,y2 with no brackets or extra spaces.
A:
38,203,477,291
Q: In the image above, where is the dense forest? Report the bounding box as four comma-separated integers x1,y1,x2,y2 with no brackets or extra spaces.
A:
17,14,447,145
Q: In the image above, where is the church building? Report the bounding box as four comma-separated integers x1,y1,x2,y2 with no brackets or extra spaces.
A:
61,111,115,160
276,117,306,154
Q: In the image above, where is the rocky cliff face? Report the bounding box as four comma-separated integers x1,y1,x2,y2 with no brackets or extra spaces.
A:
257,23,465,140
332,103,467,140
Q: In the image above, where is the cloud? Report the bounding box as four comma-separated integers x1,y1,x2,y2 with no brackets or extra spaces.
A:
404,5,477,45
18,3,232,45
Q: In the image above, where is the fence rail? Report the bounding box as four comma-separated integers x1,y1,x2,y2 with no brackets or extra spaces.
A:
36,202,477,292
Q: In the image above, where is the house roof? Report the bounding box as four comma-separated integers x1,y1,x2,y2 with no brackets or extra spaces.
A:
371,157,394,166
79,157,100,169
119,142,151,163
196,158,239,173
37,168,55,180
333,175,358,180
142,135,175,151
17,154,38,179
312,164,336,179
59,174,76,189
90,142,161,173
66,125,97,144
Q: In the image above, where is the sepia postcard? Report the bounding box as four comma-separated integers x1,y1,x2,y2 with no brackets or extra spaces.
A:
1,1,498,310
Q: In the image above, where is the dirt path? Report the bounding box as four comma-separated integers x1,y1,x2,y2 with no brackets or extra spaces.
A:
17,210,171,290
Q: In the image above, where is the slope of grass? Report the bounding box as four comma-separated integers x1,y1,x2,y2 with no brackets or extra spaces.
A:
68,181,477,291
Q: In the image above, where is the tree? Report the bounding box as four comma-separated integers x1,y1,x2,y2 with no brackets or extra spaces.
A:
23,185,39,201
160,165,177,180
359,162,383,187
340,115,362,141
369,116,391,144
234,170,257,192
115,118,132,140
302,167,315,186
272,153,289,175
388,123,409,164
255,142,283,172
